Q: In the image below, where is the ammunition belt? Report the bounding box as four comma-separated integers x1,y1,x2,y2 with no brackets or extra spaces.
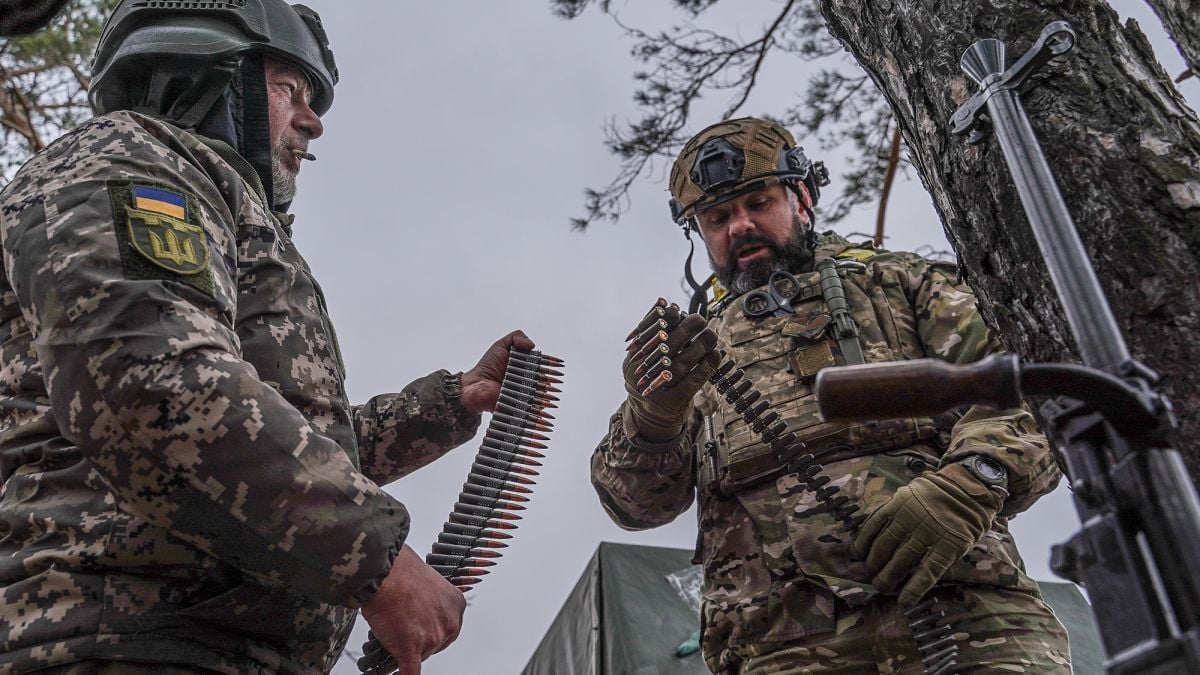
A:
356,347,565,675
716,416,939,496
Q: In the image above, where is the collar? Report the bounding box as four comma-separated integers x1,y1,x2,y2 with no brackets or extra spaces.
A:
273,211,296,237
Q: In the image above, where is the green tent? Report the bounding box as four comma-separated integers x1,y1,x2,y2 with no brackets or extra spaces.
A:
523,542,1104,674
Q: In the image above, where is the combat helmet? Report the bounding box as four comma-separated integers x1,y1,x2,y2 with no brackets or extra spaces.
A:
0,0,70,36
668,117,829,233
89,0,338,209
669,117,831,314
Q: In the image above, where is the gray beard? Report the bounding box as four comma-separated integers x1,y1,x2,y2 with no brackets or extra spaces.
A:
710,213,814,296
271,150,298,206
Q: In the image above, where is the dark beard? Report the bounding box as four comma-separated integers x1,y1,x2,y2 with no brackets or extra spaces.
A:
710,213,814,296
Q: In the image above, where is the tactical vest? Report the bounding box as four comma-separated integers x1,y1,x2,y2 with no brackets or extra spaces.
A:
696,253,945,498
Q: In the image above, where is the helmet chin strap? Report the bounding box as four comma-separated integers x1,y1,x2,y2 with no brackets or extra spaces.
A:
236,52,277,210
783,179,820,252
682,227,716,315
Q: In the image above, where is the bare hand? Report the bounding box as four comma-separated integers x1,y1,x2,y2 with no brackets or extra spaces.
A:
361,544,466,675
460,330,536,414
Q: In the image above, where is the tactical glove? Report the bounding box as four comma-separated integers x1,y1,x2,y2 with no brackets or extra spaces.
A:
622,301,720,442
851,461,1005,606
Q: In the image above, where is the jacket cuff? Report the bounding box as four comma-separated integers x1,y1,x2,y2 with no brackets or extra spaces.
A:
346,495,411,608
440,370,482,437
621,401,690,453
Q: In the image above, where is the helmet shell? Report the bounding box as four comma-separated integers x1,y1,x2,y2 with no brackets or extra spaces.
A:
668,117,828,224
91,0,337,116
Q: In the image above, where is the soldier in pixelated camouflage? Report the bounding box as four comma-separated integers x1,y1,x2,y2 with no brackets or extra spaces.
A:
590,117,1071,673
0,1,534,673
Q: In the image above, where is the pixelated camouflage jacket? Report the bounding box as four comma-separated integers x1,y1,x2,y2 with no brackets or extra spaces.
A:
0,111,481,674
591,233,1061,672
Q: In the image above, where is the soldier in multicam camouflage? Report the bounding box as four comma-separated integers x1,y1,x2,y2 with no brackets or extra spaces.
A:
0,1,532,673
591,117,1071,673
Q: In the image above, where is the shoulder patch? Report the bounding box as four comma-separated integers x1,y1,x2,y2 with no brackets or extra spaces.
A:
108,179,215,297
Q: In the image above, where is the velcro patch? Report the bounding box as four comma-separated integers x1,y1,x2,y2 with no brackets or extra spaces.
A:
783,310,832,340
789,341,836,381
108,180,215,297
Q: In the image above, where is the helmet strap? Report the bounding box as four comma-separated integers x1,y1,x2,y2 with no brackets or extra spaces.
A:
169,58,238,129
237,52,277,210
682,230,715,315
804,206,819,251
783,179,820,251
196,90,238,150
135,57,235,129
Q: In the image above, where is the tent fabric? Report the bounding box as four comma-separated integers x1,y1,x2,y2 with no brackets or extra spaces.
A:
524,543,706,675
523,542,1103,674
522,545,604,675
1040,582,1104,675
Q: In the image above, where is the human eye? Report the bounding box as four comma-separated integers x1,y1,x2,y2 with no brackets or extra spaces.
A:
701,210,729,230
271,79,298,97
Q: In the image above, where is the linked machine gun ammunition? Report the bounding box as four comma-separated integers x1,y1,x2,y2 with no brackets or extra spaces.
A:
356,347,564,675
628,298,960,674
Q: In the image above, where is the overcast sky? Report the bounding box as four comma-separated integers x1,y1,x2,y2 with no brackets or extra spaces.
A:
276,3,1199,673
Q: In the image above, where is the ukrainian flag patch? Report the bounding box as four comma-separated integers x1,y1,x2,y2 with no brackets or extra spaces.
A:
132,185,188,219
108,179,215,298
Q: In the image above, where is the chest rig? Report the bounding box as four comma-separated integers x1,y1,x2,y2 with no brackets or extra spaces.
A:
698,254,939,497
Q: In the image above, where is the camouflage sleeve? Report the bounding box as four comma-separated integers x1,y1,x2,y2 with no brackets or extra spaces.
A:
590,401,699,530
902,255,1062,516
352,370,482,486
0,117,405,608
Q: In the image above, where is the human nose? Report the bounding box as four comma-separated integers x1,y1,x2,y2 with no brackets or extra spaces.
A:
294,102,324,141
726,205,756,239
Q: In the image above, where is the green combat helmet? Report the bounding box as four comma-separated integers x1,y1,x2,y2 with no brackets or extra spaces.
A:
668,117,829,233
668,117,830,312
0,0,70,36
89,0,337,210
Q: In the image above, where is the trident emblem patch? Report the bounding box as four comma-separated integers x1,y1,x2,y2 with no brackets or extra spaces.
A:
125,207,210,275
109,180,215,298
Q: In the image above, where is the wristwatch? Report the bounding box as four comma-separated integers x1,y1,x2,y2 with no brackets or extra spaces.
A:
960,455,1009,490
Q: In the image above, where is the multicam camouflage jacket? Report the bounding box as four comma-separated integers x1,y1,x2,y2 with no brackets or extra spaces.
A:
591,233,1062,672
0,111,480,673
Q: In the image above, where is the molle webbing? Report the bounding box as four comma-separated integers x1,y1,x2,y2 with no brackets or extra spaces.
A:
719,416,939,494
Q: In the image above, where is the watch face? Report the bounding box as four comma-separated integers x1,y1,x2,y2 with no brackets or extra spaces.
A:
971,457,1006,484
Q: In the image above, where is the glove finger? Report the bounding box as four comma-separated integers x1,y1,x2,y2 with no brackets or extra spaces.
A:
639,343,718,398
663,314,711,354
672,341,721,390
850,504,893,561
634,321,714,389
898,549,955,607
625,315,689,376
627,340,671,381
870,527,924,593
667,326,718,374
626,301,684,348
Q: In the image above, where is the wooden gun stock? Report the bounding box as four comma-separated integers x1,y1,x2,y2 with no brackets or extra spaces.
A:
815,354,1021,422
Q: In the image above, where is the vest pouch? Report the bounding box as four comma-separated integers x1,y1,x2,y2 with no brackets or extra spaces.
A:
719,479,837,645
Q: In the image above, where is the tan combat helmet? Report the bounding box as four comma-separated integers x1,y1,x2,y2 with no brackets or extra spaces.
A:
668,117,829,233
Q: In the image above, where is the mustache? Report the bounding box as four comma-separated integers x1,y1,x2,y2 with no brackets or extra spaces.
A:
730,233,781,260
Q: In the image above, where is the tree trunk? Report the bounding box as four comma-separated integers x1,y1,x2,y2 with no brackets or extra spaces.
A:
817,1,1200,478
1144,0,1200,76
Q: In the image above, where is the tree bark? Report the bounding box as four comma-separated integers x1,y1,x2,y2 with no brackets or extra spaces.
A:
1144,0,1200,77
817,1,1200,478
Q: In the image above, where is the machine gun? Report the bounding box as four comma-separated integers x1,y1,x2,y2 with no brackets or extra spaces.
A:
815,22,1200,674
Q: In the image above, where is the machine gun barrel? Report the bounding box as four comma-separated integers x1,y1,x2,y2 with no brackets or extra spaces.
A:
950,21,1130,373
821,21,1200,674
